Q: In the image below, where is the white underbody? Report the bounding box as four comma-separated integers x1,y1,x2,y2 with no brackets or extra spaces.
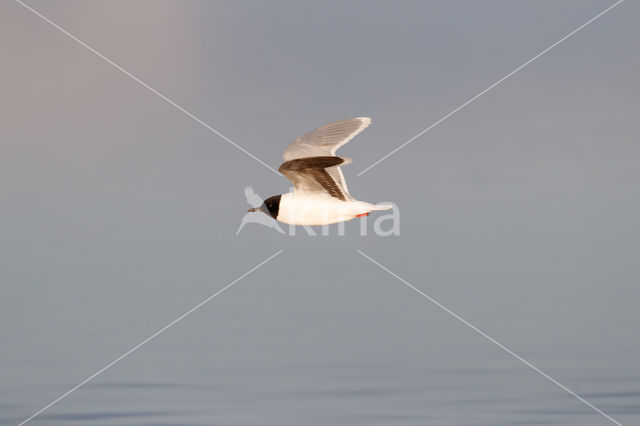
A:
277,192,392,226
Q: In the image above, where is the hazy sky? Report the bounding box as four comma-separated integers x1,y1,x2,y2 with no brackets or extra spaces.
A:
1,1,638,425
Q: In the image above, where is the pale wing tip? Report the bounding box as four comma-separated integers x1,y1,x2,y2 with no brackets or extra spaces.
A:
349,117,372,138
356,117,372,126
355,117,372,134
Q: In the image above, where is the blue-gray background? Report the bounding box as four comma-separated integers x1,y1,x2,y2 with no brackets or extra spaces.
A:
1,1,638,425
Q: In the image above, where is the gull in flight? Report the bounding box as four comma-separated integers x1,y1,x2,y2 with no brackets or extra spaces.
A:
247,117,393,225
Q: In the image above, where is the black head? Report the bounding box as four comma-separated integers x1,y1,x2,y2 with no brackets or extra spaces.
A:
248,194,281,219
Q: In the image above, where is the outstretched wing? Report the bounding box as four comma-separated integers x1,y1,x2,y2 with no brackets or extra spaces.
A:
244,186,263,208
278,156,350,201
282,117,371,199
283,117,371,161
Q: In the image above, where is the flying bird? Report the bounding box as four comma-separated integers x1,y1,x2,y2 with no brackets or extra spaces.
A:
248,117,393,225
236,186,285,234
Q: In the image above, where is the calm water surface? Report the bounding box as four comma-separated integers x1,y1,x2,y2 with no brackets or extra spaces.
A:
2,254,638,426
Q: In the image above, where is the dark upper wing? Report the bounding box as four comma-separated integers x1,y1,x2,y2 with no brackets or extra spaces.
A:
278,156,349,201
282,118,371,200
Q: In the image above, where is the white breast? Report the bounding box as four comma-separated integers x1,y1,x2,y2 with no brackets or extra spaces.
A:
277,192,373,225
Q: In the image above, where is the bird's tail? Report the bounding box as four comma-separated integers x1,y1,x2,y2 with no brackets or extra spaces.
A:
370,203,393,211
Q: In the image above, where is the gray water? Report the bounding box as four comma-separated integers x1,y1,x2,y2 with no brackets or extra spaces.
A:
2,0,639,425
2,240,639,426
